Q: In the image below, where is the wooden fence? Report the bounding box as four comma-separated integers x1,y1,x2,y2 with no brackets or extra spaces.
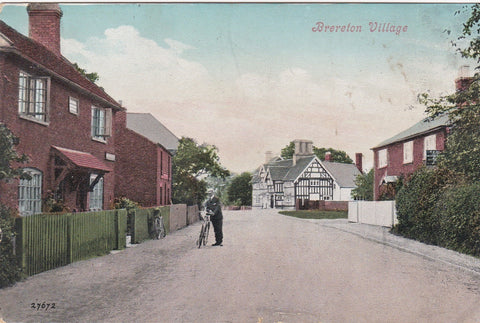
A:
15,209,127,276
14,204,197,277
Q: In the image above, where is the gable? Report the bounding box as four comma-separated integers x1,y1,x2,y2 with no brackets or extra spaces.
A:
294,157,334,183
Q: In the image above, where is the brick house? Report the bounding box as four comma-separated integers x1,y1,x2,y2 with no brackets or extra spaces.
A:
0,4,124,214
252,139,362,209
371,76,472,200
114,112,178,207
371,115,448,200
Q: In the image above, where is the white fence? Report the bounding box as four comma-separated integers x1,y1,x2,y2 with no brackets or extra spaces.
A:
348,201,398,227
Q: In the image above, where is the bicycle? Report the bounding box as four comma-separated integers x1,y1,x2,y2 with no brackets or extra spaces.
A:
150,212,166,240
197,210,212,248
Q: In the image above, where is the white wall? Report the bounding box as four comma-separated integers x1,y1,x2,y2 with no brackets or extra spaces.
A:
348,201,398,227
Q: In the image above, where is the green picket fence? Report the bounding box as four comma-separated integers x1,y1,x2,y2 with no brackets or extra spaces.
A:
15,209,128,276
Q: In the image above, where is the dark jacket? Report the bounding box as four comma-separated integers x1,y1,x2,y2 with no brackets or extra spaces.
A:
205,196,223,220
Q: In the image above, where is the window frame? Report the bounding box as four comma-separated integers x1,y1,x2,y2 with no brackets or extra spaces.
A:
403,140,414,164
69,96,79,115
424,134,436,160
91,106,112,142
89,174,104,211
18,168,43,216
378,148,388,168
18,71,50,124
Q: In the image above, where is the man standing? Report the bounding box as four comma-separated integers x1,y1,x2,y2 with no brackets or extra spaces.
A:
205,189,223,246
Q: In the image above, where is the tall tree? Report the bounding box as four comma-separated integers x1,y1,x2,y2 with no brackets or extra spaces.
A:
227,172,252,206
280,141,353,164
420,4,480,180
172,137,230,206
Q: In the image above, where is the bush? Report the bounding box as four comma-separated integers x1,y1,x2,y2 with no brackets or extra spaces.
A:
394,167,461,244
0,205,23,288
435,182,480,256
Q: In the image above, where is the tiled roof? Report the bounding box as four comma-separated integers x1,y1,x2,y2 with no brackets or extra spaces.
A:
126,113,179,152
261,155,360,188
372,114,450,149
0,20,121,109
322,160,361,188
52,146,112,172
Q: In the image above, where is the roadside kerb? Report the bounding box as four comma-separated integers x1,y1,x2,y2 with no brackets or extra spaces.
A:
312,218,480,276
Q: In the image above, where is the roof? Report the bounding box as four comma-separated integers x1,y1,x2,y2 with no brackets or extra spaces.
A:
322,160,361,187
372,114,450,149
259,155,360,188
0,20,122,110
126,113,179,152
52,146,112,172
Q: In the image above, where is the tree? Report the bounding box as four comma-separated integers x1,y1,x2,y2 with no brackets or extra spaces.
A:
172,137,230,206
0,124,29,180
227,172,252,206
0,124,29,287
280,141,353,164
351,169,374,200
419,4,480,181
73,62,100,84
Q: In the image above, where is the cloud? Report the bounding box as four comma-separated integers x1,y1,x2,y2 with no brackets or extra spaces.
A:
62,25,463,173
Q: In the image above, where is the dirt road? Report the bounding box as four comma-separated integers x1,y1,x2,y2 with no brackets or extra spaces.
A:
1,209,480,322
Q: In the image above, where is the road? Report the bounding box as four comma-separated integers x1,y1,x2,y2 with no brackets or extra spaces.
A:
1,209,480,322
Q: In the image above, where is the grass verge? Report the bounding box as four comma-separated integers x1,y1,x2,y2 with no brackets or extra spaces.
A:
278,210,347,219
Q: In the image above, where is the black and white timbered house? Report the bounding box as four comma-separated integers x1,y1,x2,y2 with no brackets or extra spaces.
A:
252,140,361,209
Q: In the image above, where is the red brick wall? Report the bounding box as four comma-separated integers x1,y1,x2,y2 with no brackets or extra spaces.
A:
373,129,447,200
0,54,117,211
114,111,172,207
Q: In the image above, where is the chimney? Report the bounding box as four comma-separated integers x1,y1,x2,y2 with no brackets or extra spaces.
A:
325,151,332,162
265,151,273,164
27,3,63,56
293,139,313,165
455,65,474,92
355,153,363,173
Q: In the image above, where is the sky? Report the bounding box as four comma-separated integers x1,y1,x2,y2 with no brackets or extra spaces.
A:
0,2,476,173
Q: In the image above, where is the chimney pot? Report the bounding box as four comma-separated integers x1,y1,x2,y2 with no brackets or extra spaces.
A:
325,152,332,162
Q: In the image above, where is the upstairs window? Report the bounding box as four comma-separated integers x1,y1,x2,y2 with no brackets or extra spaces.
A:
69,97,79,115
18,71,49,122
91,106,112,141
378,149,388,168
403,141,413,164
424,134,436,160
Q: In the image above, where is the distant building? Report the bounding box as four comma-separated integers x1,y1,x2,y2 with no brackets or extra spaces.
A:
252,140,362,209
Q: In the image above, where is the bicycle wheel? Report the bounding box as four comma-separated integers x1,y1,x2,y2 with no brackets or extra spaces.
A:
197,224,205,248
203,221,210,246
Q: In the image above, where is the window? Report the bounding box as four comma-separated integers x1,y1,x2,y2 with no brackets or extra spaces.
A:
403,141,413,164
69,97,79,115
91,106,112,141
18,71,49,122
378,149,388,168
424,134,436,160
89,175,103,211
18,168,42,216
